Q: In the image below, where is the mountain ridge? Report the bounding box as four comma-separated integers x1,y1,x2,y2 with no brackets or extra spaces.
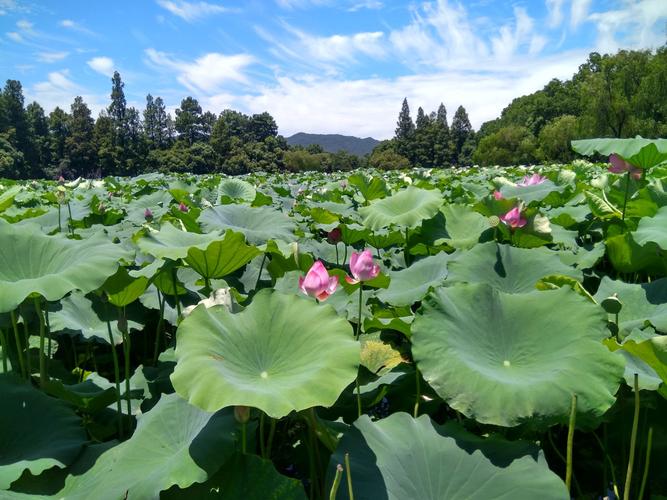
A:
286,132,380,156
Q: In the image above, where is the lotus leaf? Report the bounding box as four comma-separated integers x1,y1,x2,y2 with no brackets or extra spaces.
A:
421,204,490,249
0,221,129,313
633,205,667,249
326,413,568,499
571,137,667,169
135,222,223,261
358,186,442,230
412,284,624,426
198,204,296,244
171,289,359,418
217,178,256,203
595,277,667,333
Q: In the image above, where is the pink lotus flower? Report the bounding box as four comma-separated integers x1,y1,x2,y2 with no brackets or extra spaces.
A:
299,261,339,301
327,227,342,244
500,207,527,228
493,190,503,200
345,249,380,284
517,174,547,186
609,154,642,180
179,202,188,212
144,208,153,220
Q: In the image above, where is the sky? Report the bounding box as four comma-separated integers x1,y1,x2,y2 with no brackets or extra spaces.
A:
0,0,666,139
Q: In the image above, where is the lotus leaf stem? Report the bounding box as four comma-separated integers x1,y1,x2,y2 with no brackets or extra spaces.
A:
119,307,132,428
329,464,343,500
308,408,324,497
10,310,26,379
621,171,631,222
413,369,421,418
57,204,62,233
105,312,123,439
335,243,339,266
355,285,363,418
241,422,247,454
33,296,47,387
153,290,165,365
638,427,653,500
566,393,577,493
66,200,74,236
623,373,640,500
344,452,354,500
404,228,410,266
591,429,619,499
171,267,182,317
0,328,7,372
267,417,276,458
21,308,32,377
259,412,266,458
254,253,267,291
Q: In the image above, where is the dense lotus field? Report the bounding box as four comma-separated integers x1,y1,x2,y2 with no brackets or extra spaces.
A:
1,139,666,499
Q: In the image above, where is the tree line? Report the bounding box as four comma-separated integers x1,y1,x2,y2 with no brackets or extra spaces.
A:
1,46,666,179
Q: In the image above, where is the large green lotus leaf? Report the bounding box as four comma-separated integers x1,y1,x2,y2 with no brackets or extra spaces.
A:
135,222,223,261
0,374,87,490
500,179,563,204
447,241,581,293
595,277,667,333
571,137,667,169
421,205,490,249
633,205,667,249
614,336,667,386
326,413,568,500
49,292,141,345
125,190,173,224
605,233,665,273
217,178,256,203
347,173,389,201
56,393,237,500
0,221,129,313
171,290,359,418
0,185,22,212
184,230,260,279
604,339,663,391
358,186,442,230
198,204,296,244
15,199,91,233
412,284,624,426
162,453,307,499
376,252,456,307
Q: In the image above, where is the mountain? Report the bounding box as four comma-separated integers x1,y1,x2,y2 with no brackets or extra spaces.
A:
286,133,380,156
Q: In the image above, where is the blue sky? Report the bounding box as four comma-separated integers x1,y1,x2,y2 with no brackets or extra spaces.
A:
1,0,666,139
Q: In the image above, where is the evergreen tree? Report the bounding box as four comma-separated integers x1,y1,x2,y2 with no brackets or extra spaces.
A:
436,103,449,130
108,71,127,147
415,107,430,129
48,107,69,174
143,94,158,148
2,80,29,159
450,105,473,165
175,97,204,145
26,102,50,177
65,97,96,177
249,112,278,142
395,98,415,139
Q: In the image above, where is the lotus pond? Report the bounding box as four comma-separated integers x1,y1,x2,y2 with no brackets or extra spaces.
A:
1,139,666,499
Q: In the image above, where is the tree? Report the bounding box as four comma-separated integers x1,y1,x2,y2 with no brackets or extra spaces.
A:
472,125,536,166
108,71,127,147
450,105,473,165
415,107,429,129
395,98,415,140
48,107,69,175
2,80,29,174
249,112,278,142
25,102,50,178
537,115,580,162
175,97,204,145
143,94,158,148
65,96,97,177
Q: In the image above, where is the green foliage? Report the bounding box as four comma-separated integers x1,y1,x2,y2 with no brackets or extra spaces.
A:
473,125,537,166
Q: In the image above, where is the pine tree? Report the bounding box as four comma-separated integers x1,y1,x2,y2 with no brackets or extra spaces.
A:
175,97,204,145
26,102,50,177
66,96,96,177
2,80,29,157
395,97,415,139
450,105,473,165
436,103,449,131
48,107,69,174
415,106,430,129
108,72,127,146
143,94,158,148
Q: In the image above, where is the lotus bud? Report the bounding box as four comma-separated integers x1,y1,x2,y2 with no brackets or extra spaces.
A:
234,405,250,424
345,249,380,284
98,202,106,214
144,208,153,221
58,175,65,185
493,191,503,200
178,202,188,212
327,227,342,244
299,261,339,301
500,207,527,229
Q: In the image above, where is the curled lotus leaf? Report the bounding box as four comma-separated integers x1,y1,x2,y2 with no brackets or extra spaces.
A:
358,186,443,230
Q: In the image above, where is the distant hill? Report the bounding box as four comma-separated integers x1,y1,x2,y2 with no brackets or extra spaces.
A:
286,133,380,156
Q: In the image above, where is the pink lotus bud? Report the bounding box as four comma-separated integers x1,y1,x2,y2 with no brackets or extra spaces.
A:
58,175,65,185
609,154,642,180
500,207,527,229
234,405,250,424
179,202,188,212
517,174,546,186
340,181,348,189
298,261,339,301
144,208,153,220
493,190,503,200
327,227,342,244
345,249,380,284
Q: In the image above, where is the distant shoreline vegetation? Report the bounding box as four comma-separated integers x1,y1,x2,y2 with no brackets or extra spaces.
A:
1,47,666,180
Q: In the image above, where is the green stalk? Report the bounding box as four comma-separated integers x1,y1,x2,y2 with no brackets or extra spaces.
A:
171,267,182,317
66,200,74,236
120,308,132,428
623,374,640,500
404,228,410,266
329,464,343,500
33,297,47,387
413,369,421,418
10,311,26,379
241,422,247,454
638,427,653,500
259,412,266,458
106,315,124,439
57,203,62,233
254,253,267,291
21,310,32,377
566,394,577,494
621,171,631,222
344,453,354,500
267,417,276,458
153,290,165,365
335,243,339,266
307,409,324,498
0,328,7,372
355,285,363,418
591,430,619,498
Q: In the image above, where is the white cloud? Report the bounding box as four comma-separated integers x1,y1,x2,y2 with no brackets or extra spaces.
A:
348,1,383,11
36,51,69,63
87,56,115,75
6,31,22,42
155,0,234,22
59,19,96,36
546,0,565,28
27,70,107,116
570,0,591,28
16,19,32,30
144,48,254,93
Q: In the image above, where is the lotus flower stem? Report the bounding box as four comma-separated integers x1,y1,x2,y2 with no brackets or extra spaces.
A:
241,422,247,454
254,253,267,291
57,204,62,233
413,369,421,418
623,373,640,500
344,452,354,500
152,290,165,366
105,314,124,440
404,228,410,266
44,307,52,359
621,171,631,221
66,200,74,236
33,297,48,387
259,412,266,458
335,243,339,266
171,267,182,317
119,307,132,428
329,464,343,500
267,417,276,458
355,286,363,418
21,309,32,377
10,311,26,379
638,427,653,500
591,429,619,498
565,393,577,493
0,328,7,372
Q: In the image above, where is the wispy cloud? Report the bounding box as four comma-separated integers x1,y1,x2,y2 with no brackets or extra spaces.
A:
6,31,23,42
155,0,236,22
570,0,592,28
348,1,383,12
87,56,115,75
36,51,69,63
28,70,107,115
144,48,255,93
546,0,565,28
60,19,97,36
